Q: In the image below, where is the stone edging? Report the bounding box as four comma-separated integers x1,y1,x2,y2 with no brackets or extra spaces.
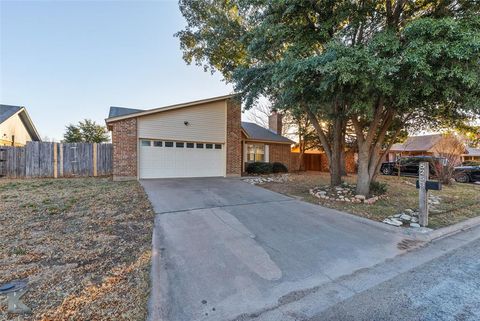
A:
319,206,480,243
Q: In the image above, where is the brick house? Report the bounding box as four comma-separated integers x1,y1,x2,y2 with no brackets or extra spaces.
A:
384,134,466,162
461,147,480,163
105,95,294,181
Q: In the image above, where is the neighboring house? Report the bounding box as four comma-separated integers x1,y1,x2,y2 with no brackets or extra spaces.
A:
105,95,294,180
385,134,466,162
0,104,41,146
461,147,480,162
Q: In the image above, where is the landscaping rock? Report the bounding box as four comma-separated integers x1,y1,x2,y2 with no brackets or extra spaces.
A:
309,184,383,204
399,214,412,221
383,218,403,226
410,223,421,228
364,198,375,204
243,174,290,185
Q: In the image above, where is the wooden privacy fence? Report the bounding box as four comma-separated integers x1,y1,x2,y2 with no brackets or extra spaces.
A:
0,142,112,178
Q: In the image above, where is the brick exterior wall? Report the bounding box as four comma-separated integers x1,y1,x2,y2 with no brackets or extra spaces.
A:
111,118,137,181
269,143,294,171
226,99,242,176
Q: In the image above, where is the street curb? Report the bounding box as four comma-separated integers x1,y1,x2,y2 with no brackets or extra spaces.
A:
407,215,480,242
326,206,480,243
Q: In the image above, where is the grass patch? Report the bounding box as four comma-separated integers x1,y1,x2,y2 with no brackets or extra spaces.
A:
12,247,27,256
0,177,154,320
261,172,480,229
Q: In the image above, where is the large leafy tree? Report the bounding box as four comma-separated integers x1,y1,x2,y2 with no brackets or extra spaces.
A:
177,0,480,195
63,119,110,143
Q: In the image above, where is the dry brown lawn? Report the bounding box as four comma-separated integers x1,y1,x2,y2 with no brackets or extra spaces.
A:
0,178,153,321
261,172,480,229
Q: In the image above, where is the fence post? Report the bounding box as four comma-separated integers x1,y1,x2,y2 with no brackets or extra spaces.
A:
53,143,58,178
93,143,98,177
59,143,64,177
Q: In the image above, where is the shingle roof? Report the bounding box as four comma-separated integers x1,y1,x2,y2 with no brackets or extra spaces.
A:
108,106,144,118
464,147,480,156
241,121,294,144
390,134,443,152
0,104,23,124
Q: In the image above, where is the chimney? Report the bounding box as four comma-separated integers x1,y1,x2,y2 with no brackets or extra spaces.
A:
268,110,283,135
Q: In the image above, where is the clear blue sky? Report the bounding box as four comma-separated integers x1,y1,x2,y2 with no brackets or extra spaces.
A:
0,0,234,141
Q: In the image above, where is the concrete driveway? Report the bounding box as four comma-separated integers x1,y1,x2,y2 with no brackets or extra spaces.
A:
141,178,415,321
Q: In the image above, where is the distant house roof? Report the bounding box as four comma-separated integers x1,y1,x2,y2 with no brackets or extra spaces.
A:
0,104,41,141
106,94,236,123
0,104,23,124
390,134,443,152
241,121,294,144
464,147,480,156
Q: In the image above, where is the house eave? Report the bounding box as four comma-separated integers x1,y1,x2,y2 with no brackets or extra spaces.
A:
105,94,237,124
243,138,294,145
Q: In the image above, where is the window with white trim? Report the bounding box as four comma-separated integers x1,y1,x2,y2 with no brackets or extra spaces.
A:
246,144,265,162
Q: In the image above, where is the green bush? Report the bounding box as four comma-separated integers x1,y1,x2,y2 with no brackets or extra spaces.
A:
272,162,288,173
245,162,273,174
370,181,388,195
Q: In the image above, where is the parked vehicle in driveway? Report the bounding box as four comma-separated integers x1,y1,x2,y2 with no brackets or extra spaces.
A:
453,165,480,183
380,156,445,177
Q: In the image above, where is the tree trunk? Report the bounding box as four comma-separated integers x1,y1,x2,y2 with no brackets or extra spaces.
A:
303,103,345,186
356,148,371,196
330,115,344,186
298,138,305,171
340,145,346,177
330,151,342,186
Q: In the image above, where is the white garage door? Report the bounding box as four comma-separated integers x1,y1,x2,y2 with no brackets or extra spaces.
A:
139,139,225,179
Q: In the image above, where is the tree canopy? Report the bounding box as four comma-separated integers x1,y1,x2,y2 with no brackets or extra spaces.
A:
178,0,480,194
63,119,110,143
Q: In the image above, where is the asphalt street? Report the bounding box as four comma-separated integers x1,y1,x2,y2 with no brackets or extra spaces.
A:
309,236,480,321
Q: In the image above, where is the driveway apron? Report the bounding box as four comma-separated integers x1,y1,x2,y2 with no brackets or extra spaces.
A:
141,178,411,321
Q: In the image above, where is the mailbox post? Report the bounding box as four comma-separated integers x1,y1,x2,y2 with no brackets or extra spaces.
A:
415,162,442,227
418,162,429,227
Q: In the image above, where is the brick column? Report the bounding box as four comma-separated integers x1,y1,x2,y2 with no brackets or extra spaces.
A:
226,99,242,176
111,118,137,181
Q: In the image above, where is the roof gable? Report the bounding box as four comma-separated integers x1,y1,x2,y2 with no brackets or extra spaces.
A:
241,121,293,144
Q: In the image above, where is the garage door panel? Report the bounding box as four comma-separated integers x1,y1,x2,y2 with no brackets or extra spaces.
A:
139,141,225,179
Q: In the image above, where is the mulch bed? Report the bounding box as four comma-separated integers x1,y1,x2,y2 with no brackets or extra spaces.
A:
0,178,154,320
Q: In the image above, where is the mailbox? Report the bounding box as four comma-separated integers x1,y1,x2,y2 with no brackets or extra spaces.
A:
416,180,442,191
